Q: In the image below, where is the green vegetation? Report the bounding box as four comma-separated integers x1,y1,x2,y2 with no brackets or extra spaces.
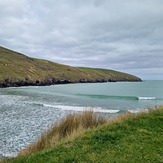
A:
4,106,163,163
19,111,106,156
0,46,141,87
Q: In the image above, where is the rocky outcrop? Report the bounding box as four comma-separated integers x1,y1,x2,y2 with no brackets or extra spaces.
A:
0,77,141,88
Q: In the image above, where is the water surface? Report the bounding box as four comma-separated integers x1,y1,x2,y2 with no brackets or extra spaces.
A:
0,80,163,158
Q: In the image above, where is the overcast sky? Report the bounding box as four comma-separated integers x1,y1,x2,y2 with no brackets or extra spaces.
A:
0,0,163,79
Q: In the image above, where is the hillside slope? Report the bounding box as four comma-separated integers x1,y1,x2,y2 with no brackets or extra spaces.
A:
4,106,163,162
0,46,141,87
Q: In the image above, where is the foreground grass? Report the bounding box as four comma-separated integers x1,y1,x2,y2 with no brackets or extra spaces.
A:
19,111,106,155
3,106,163,163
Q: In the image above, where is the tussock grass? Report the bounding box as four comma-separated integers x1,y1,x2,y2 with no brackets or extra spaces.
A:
19,110,106,156
2,106,163,163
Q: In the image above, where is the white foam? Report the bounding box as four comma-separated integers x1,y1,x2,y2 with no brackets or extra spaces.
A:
2,152,17,158
128,109,148,114
15,86,39,89
138,97,156,100
43,104,119,113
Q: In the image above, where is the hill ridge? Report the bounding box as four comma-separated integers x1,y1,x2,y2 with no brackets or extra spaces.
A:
0,46,141,87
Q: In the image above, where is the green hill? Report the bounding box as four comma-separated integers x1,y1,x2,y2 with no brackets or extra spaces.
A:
0,46,141,87
3,106,163,163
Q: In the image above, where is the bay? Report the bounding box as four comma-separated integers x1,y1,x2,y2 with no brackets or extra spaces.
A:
0,80,163,158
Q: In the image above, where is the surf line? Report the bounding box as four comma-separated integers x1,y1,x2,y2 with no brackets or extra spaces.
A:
138,97,156,100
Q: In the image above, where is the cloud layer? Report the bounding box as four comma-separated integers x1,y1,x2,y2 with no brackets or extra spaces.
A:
0,0,163,79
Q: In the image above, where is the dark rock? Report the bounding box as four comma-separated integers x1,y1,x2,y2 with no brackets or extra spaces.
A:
0,76,142,88
108,79,117,82
79,79,87,83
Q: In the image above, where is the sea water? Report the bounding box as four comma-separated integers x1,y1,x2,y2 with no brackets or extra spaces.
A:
0,80,163,158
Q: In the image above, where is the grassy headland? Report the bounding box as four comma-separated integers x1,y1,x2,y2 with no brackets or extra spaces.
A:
0,46,141,87
4,106,163,163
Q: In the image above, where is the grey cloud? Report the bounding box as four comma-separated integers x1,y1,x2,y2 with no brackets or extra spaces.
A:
0,0,163,79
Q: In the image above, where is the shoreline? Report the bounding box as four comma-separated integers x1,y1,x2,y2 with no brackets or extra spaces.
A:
0,78,142,88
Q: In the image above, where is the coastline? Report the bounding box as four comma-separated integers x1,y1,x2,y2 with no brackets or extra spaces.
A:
0,77,141,88
2,81,162,160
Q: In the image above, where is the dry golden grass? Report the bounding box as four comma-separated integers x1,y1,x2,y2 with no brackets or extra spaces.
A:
19,109,155,156
18,109,152,156
5,107,163,163
19,110,106,156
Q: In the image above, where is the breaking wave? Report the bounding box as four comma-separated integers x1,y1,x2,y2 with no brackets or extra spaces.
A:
77,94,159,101
128,109,148,114
138,97,156,100
32,103,120,114
77,94,138,100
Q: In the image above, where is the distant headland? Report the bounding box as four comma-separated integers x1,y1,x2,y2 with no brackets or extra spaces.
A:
0,46,141,88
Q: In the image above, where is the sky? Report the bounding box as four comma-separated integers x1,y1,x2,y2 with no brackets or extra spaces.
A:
0,0,163,80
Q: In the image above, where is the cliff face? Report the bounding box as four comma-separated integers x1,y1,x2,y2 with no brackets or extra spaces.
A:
0,46,141,88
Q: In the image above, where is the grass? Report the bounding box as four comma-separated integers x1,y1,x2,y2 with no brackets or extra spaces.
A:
0,46,141,86
19,110,106,156
3,106,163,163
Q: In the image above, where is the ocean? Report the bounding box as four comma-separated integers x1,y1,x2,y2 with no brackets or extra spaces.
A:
0,80,163,158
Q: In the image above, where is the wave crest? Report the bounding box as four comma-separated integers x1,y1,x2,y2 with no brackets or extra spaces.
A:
39,103,120,114
138,97,156,100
